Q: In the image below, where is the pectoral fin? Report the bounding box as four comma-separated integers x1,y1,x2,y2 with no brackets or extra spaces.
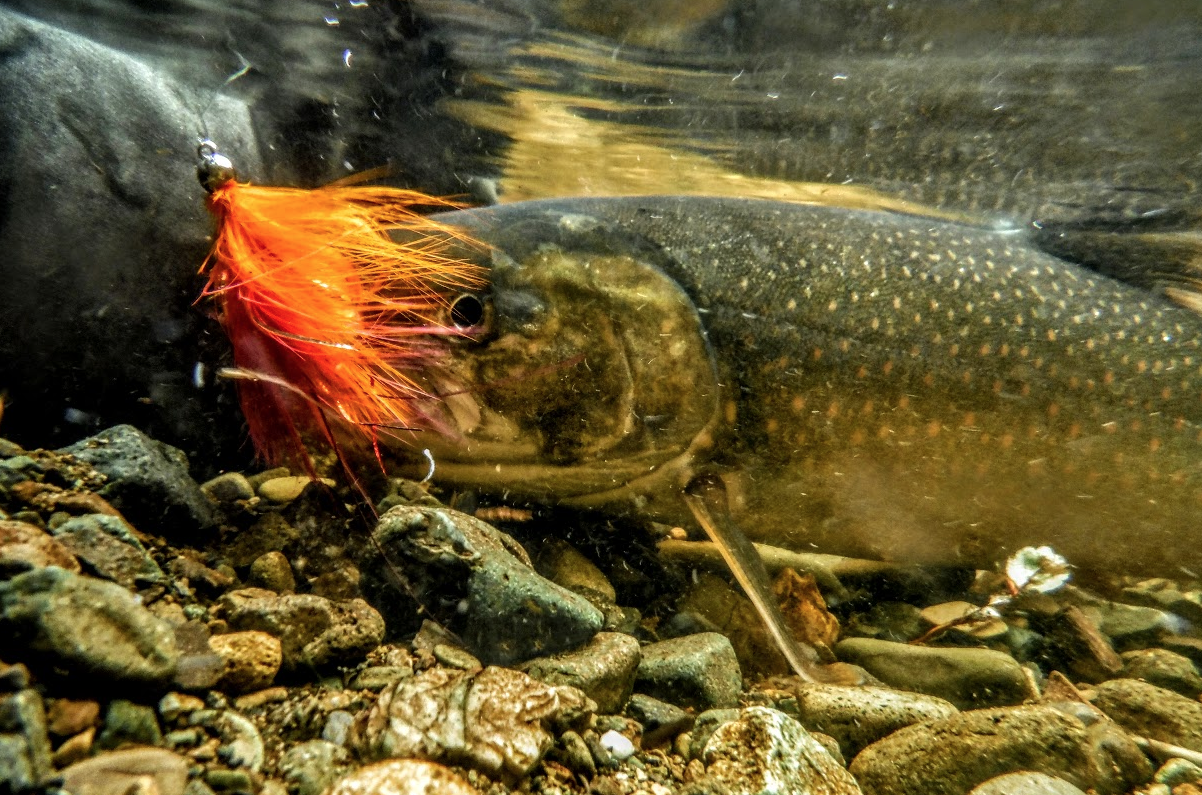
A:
682,475,821,683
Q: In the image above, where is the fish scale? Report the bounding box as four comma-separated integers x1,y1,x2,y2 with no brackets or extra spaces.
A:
407,196,1202,578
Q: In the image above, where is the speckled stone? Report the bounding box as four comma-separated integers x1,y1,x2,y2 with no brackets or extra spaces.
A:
208,631,282,694
849,704,1150,795
200,473,254,504
636,633,742,710
0,520,79,575
699,707,862,795
521,632,641,714
51,514,165,589
60,747,189,795
835,637,1029,709
0,567,179,687
280,740,351,795
326,759,480,795
96,699,162,750
247,551,296,594
219,588,384,671
373,506,603,666
1119,648,1202,698
60,425,218,539
0,688,52,793
789,682,959,758
1091,678,1202,752
968,772,1087,795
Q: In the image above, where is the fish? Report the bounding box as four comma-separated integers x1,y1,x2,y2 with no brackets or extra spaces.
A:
380,195,1202,582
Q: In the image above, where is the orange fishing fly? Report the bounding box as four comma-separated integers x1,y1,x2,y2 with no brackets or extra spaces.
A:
196,140,485,475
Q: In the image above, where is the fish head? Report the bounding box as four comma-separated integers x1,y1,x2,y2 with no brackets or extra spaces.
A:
395,205,722,505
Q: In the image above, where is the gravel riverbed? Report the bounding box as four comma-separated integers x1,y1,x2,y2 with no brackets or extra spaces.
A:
3,424,1202,795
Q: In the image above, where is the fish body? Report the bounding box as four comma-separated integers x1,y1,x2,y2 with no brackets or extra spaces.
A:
394,196,1202,578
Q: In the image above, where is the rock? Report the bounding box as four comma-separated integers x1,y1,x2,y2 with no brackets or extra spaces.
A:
848,704,1151,795
352,665,594,780
96,699,162,750
844,601,929,643
1120,648,1202,698
698,707,862,795
520,632,641,714
165,556,234,599
327,759,480,795
1035,606,1124,683
1091,678,1202,752
157,692,205,723
220,513,300,569
232,687,288,712
258,476,333,504
208,631,282,693
918,601,1008,641
0,520,79,575
323,710,355,746
372,506,603,665
968,772,1088,795
52,727,95,768
200,473,255,504
247,551,296,594
1156,758,1202,787
46,698,100,737
0,662,29,691
350,666,414,692
788,682,959,758
535,539,617,603
433,645,483,672
625,694,693,747
60,426,218,538
834,638,1029,709
0,567,179,687
688,709,742,760
1086,602,1175,651
549,730,595,777
60,747,190,795
51,514,165,589
279,740,351,795
218,588,384,671
636,633,742,710
1162,636,1202,668
215,710,264,771
0,688,52,793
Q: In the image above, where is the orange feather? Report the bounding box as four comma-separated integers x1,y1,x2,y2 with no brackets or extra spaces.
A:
199,178,485,473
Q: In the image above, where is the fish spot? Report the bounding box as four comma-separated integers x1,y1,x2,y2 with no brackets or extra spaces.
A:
786,298,797,311
791,396,806,412
724,401,737,424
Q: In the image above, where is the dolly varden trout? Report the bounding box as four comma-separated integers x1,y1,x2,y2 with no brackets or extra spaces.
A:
389,196,1202,580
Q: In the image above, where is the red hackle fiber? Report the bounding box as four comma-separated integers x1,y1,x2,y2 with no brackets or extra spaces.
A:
199,178,485,474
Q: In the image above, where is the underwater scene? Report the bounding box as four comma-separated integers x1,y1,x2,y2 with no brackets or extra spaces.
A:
3,1,1202,793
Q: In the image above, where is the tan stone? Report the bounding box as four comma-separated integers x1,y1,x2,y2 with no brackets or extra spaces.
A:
328,759,479,795
209,631,282,694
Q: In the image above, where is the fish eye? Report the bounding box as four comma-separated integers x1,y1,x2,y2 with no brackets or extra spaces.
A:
449,293,488,330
